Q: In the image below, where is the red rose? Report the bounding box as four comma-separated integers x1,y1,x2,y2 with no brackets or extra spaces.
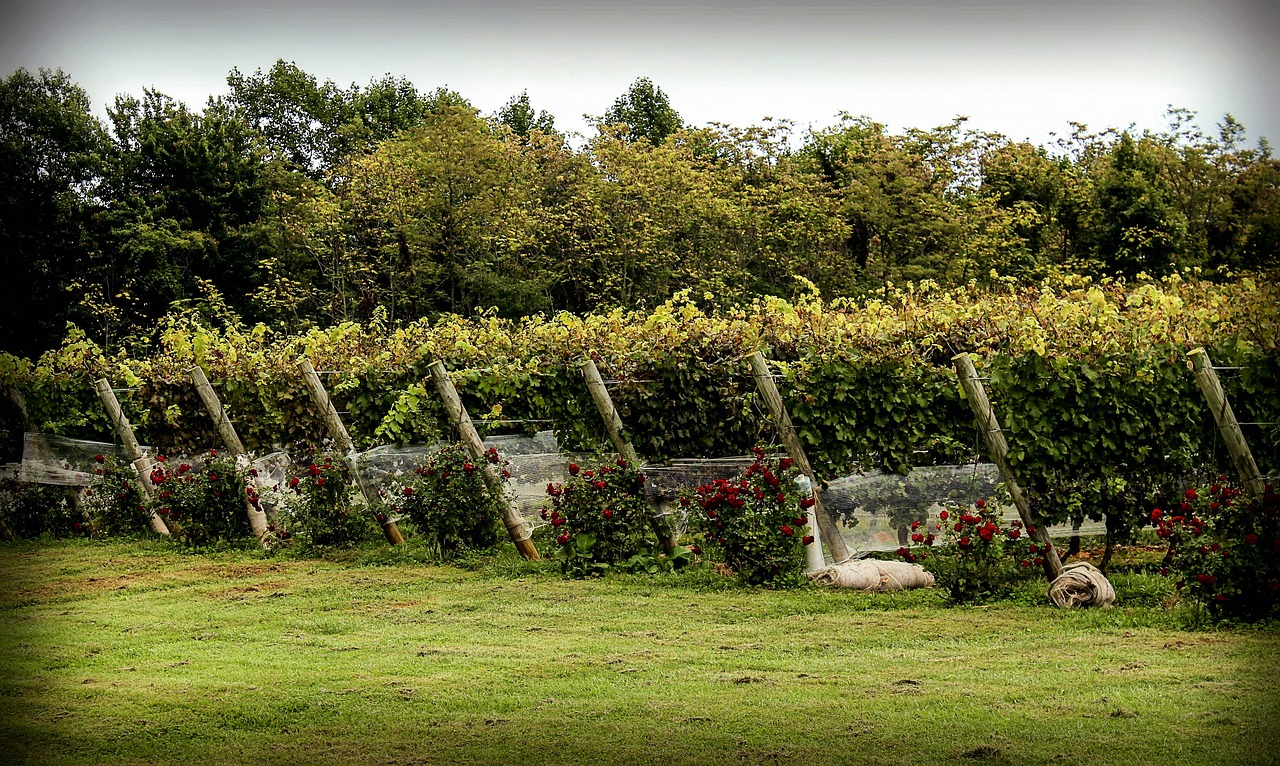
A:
556,532,569,545
679,497,690,507
156,455,166,462
1246,533,1259,545
603,509,613,520
1034,557,1044,565
210,449,218,457
1150,508,1163,523
975,499,985,509
689,544,702,554
594,481,607,489
897,547,910,557
780,525,794,536
94,454,105,463
616,458,628,468
1007,529,1021,539
799,497,815,509
1020,560,1030,568
953,523,963,532
802,535,814,545
779,458,793,470
308,464,320,476
316,477,326,486
289,477,299,488
959,537,971,548
463,463,476,475
404,487,414,496
551,517,565,527
911,533,924,543
568,463,580,476
1185,488,1198,501
911,520,921,530
938,510,949,521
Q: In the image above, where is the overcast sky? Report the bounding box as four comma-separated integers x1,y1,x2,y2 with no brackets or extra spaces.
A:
3,0,1278,147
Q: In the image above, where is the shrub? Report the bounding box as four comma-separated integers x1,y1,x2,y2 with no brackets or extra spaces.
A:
149,451,253,547
900,499,1039,603
0,480,78,538
545,457,653,577
687,449,810,587
83,454,149,537
1153,479,1280,621
283,455,371,547
389,444,505,559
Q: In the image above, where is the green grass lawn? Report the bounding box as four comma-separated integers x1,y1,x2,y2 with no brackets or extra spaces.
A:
1,538,1277,766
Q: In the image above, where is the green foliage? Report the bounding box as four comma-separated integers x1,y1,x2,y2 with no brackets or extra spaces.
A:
902,499,1039,603
388,444,504,559
545,457,653,577
283,455,370,548
688,450,810,587
149,453,252,547
1154,481,1280,621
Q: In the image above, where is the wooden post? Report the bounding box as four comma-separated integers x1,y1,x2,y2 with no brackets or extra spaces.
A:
189,366,272,547
297,358,404,545
746,351,846,566
578,357,676,555
93,379,170,536
952,353,1063,580
1188,348,1266,498
428,360,540,561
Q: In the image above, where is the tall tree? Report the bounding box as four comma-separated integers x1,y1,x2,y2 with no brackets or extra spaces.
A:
93,90,271,335
602,77,682,145
0,68,107,356
497,91,555,139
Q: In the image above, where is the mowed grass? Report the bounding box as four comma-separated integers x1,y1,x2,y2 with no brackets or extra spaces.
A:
1,539,1277,766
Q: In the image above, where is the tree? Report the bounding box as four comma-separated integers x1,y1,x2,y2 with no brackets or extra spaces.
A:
1089,131,1188,275
497,91,555,139
602,77,682,145
0,68,107,356
92,90,271,336
227,60,450,178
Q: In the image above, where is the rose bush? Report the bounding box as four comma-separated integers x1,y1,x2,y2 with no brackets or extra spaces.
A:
282,455,370,547
1153,479,1280,621
687,448,810,586
82,454,150,538
148,451,254,547
388,444,506,559
545,457,654,577
899,498,1039,603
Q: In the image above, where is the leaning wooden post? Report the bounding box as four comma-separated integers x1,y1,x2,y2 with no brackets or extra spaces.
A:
746,351,846,568
952,353,1063,580
578,356,676,555
428,360,540,561
93,379,171,536
297,358,404,545
1188,348,1266,498
189,366,272,547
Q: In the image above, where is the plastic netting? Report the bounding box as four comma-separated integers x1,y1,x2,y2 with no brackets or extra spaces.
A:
19,433,148,487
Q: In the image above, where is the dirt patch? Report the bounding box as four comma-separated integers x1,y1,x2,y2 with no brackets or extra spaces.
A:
207,581,291,599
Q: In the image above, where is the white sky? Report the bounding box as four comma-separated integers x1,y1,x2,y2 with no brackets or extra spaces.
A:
3,0,1278,147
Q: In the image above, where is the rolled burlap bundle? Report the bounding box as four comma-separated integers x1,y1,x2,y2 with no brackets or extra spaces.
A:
1048,561,1115,608
808,560,935,591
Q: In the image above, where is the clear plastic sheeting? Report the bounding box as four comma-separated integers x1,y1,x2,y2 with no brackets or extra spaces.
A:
348,431,598,532
19,433,147,487
821,463,1109,554
249,452,291,490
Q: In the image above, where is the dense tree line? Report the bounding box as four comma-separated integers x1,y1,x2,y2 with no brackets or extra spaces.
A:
3,62,1277,358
